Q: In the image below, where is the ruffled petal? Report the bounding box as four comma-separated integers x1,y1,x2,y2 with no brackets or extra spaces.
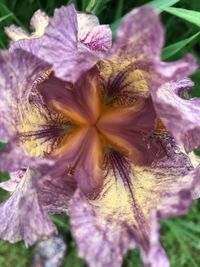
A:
5,10,49,56
151,79,200,152
39,5,105,82
0,168,56,246
111,7,164,59
5,10,48,41
69,144,195,267
156,54,197,83
78,13,112,52
5,25,29,41
0,169,24,192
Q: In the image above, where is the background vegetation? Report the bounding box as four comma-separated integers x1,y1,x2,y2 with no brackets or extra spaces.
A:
0,0,200,266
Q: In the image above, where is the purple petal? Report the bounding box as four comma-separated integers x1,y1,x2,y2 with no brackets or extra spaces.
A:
0,168,57,246
40,5,109,82
39,5,102,83
37,171,76,214
0,143,54,172
69,142,196,267
0,49,49,142
111,7,164,59
78,13,112,52
6,10,49,57
69,190,136,267
0,49,68,162
156,54,197,83
141,212,170,267
151,79,200,152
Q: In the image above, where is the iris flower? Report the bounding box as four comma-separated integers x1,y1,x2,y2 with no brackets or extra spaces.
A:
0,4,200,267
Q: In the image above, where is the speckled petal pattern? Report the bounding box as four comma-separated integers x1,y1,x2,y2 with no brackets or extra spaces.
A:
151,79,200,152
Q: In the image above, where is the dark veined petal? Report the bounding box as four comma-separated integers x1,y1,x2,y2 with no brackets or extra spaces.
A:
69,143,195,267
39,5,99,83
111,7,164,59
78,13,112,52
0,49,68,164
0,49,48,142
70,189,136,267
151,79,200,152
0,163,76,215
97,59,154,103
0,168,56,246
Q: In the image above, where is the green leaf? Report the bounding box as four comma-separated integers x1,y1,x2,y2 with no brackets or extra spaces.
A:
163,7,200,28
0,13,13,22
148,0,180,9
0,2,25,28
84,0,111,16
162,31,200,60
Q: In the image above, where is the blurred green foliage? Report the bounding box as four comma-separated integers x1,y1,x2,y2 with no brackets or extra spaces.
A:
1,0,200,266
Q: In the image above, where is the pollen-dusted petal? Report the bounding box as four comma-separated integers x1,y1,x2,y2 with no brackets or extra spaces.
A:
111,7,164,59
0,49,67,158
78,13,112,52
97,59,156,106
151,79,200,152
0,168,57,246
53,127,104,195
69,190,136,267
69,146,195,267
0,49,48,141
39,4,99,83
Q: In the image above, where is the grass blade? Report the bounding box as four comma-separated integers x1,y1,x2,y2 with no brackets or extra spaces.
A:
163,7,200,28
0,2,25,28
0,13,13,22
148,0,180,9
162,31,200,60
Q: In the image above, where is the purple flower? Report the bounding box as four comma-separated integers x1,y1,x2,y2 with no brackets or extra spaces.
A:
0,4,200,267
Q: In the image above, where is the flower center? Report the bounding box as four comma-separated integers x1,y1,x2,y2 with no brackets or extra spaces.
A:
37,70,155,166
